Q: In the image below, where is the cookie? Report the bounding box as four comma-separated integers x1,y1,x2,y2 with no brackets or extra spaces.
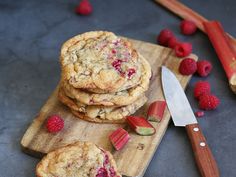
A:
60,31,144,93
61,53,151,106
36,141,121,177
58,88,147,123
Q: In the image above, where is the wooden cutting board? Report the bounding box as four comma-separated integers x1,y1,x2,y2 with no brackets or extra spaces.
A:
21,38,198,177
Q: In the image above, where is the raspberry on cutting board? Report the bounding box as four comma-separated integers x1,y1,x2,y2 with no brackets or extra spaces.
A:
179,58,197,75
175,42,192,57
46,115,64,133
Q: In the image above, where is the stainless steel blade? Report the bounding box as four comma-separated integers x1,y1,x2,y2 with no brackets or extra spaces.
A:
161,66,197,127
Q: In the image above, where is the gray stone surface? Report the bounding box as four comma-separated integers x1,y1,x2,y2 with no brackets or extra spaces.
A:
0,0,235,176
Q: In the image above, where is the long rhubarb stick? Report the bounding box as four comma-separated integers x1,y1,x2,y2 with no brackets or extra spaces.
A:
204,21,236,92
155,0,236,54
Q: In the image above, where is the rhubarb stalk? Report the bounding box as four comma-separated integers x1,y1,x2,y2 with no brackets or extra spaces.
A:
126,116,155,136
204,21,236,92
109,128,130,151
147,101,166,122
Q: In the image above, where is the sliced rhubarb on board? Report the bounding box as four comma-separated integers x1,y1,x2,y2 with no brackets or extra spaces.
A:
147,101,166,122
109,128,130,151
126,116,156,136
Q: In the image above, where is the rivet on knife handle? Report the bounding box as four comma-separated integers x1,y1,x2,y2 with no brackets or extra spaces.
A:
185,123,220,177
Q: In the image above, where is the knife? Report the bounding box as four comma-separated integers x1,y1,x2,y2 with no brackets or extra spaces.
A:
161,66,219,177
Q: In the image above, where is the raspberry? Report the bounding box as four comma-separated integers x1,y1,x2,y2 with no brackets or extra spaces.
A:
194,81,211,99
179,58,197,75
174,42,192,57
197,60,212,77
195,111,204,117
109,167,116,177
112,59,122,72
46,115,64,133
199,94,220,110
180,20,197,35
103,154,109,166
168,37,179,49
75,0,92,16
96,167,108,177
157,29,174,46
127,68,136,79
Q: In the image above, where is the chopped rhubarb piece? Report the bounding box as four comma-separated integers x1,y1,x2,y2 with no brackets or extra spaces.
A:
109,128,130,151
126,116,155,136
147,101,166,122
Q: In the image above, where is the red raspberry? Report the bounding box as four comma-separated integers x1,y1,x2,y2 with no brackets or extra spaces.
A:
46,115,64,133
174,42,192,57
179,58,197,75
195,111,204,117
197,60,212,77
109,167,116,176
194,81,211,99
199,94,220,110
180,20,197,35
112,59,123,72
96,167,108,177
127,68,136,79
168,37,180,49
157,29,174,46
75,0,93,16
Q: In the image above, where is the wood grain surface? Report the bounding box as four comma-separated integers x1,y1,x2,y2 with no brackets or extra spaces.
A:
186,124,220,177
21,38,198,177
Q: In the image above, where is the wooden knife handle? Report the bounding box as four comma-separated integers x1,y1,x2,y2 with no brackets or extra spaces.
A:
185,123,220,177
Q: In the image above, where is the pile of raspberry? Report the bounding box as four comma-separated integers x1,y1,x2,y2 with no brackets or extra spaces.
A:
194,81,220,117
157,20,220,117
157,20,197,58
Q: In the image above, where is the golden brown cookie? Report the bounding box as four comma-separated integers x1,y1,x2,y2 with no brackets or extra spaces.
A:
60,31,145,93
58,88,147,123
36,141,121,177
61,53,151,106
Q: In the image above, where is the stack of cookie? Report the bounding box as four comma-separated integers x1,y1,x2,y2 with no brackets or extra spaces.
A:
58,31,151,123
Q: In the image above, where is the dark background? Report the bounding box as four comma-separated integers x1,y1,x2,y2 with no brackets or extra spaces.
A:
0,0,235,176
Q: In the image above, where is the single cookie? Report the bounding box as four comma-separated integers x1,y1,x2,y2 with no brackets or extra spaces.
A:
61,54,151,106
36,141,121,177
58,88,147,123
60,31,144,93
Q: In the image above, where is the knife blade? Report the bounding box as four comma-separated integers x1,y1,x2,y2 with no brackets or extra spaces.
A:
161,66,219,177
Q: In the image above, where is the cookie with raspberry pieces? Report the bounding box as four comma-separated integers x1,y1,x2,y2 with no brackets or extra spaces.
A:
60,53,151,106
36,141,121,177
60,31,147,93
58,88,147,123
